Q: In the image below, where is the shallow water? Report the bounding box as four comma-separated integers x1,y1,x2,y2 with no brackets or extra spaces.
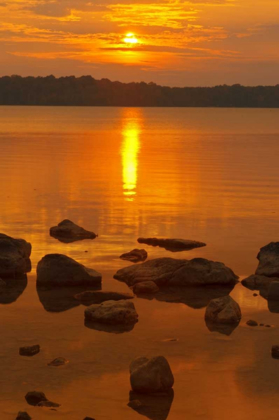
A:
0,106,279,420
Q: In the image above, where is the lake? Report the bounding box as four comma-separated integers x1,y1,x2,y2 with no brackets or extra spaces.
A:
0,106,279,420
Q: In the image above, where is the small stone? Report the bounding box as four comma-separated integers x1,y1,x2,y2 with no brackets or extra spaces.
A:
265,324,271,328
48,357,69,367
25,391,47,406
260,323,264,326
50,219,97,243
120,249,148,263
272,345,279,359
19,345,40,357
205,296,241,325
85,300,138,325
37,401,60,408
246,320,258,327
16,412,31,420
253,293,258,296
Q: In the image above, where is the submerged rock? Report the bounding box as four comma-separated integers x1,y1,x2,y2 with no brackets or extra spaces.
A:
246,320,258,327
37,254,102,287
19,345,40,356
25,391,47,406
128,390,174,420
114,257,238,287
120,249,148,263
48,357,69,367
133,281,159,294
16,413,31,420
85,300,138,325
205,295,241,324
268,281,279,300
130,356,174,394
50,219,97,243
137,237,206,252
0,233,31,277
256,242,279,277
75,290,134,305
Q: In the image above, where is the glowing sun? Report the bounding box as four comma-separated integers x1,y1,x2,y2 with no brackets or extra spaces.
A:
123,33,138,44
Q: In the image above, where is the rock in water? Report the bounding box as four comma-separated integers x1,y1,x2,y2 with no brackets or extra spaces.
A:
25,391,48,406
120,249,148,263
0,233,31,277
37,254,102,287
48,357,69,367
16,413,32,420
256,242,279,277
130,356,174,394
133,281,159,294
205,296,241,324
74,290,134,304
241,274,278,290
37,401,60,407
246,320,258,327
84,300,138,325
19,345,40,356
268,281,279,300
271,345,279,359
50,219,97,243
114,257,238,287
137,237,206,252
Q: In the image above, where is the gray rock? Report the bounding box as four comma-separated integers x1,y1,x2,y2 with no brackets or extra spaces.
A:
241,274,278,290
256,242,279,277
114,257,238,287
272,345,279,359
25,391,47,406
16,413,31,420
48,357,69,367
0,233,31,277
205,296,241,324
246,320,258,327
120,249,148,263
84,300,138,325
138,237,206,252
50,219,97,243
268,281,279,300
133,281,159,294
37,254,102,287
19,345,40,357
130,356,174,394
75,290,134,304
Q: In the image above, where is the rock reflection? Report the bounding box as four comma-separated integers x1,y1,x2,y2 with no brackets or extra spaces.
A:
128,390,174,420
37,285,101,313
205,320,240,336
84,319,136,334
0,275,27,304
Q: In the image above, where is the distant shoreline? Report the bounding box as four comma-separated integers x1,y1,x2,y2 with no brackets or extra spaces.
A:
1,75,279,107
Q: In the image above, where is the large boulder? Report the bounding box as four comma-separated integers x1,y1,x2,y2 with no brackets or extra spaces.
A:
74,290,134,304
120,249,148,263
256,242,279,277
50,219,97,243
138,237,206,252
84,300,138,325
37,254,102,287
205,295,241,324
114,257,238,287
130,356,174,394
0,233,31,277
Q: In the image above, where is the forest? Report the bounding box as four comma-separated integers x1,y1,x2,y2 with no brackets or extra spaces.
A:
0,75,279,107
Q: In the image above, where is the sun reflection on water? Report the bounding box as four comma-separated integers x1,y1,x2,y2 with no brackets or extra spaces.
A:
121,112,141,201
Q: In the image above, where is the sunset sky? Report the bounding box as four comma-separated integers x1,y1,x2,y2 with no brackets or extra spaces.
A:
0,0,278,86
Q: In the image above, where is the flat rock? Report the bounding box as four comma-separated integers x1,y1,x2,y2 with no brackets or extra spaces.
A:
268,281,279,300
84,300,138,325
271,345,279,359
50,219,97,243
133,281,159,294
75,290,134,304
48,357,69,367
246,320,258,327
0,233,31,277
37,254,102,287
138,237,206,252
205,295,241,324
241,274,278,290
130,356,174,394
256,242,279,277
19,345,40,357
16,413,31,420
25,391,47,406
114,257,238,287
120,249,148,263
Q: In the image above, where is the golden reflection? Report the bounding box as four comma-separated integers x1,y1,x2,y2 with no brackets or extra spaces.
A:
121,112,141,201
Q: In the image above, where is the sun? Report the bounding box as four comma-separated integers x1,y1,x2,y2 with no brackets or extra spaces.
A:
123,33,138,44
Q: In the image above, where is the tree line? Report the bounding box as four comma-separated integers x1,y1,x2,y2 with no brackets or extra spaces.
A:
0,75,278,107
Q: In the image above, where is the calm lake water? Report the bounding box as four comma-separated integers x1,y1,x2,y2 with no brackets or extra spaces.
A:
0,106,279,420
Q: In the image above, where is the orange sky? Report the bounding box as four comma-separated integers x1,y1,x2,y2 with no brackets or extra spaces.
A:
0,0,278,86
